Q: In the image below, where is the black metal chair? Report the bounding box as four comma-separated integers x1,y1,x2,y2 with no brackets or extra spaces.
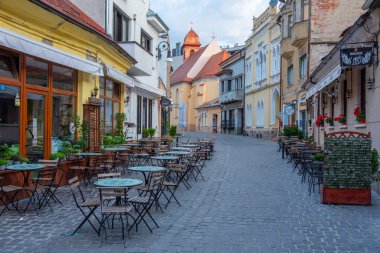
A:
0,177,22,216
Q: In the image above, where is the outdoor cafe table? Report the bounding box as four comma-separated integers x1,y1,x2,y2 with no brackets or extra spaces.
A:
101,147,129,152
6,164,45,187
170,147,191,151
178,144,198,148
127,166,167,184
94,178,143,188
150,156,179,166
165,151,191,156
72,152,102,167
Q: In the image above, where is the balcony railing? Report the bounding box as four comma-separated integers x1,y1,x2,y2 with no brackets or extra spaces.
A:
118,41,153,76
220,90,244,104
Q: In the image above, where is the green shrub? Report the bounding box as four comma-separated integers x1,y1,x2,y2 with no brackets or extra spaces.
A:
103,135,114,147
169,126,177,137
312,153,324,161
50,152,65,160
20,157,29,163
148,128,156,138
283,126,301,137
142,128,149,138
115,113,126,137
0,159,7,165
113,135,125,145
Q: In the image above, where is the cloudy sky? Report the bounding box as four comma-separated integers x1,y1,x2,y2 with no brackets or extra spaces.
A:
151,0,272,48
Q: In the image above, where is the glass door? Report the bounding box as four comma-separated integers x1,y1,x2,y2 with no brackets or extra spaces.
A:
25,91,47,162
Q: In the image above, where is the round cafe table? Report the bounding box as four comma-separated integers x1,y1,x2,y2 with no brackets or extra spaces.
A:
150,155,179,166
165,151,191,156
170,147,191,151
178,144,198,148
128,166,167,184
101,147,129,152
6,164,46,187
94,178,143,188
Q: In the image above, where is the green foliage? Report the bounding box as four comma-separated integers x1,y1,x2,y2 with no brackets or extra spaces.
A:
372,148,380,181
312,153,324,161
113,135,125,145
169,126,177,137
71,113,81,130
79,120,89,151
20,157,29,163
0,159,7,165
1,144,20,160
283,126,303,139
142,128,150,138
115,113,126,137
50,152,65,160
104,135,114,147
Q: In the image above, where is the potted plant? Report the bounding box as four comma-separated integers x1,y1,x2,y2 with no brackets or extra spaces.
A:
12,154,21,165
142,128,150,138
354,106,366,124
315,114,326,128
325,116,334,130
20,157,29,164
148,128,156,138
334,114,347,129
0,159,7,170
169,126,177,137
103,135,114,147
50,152,65,161
312,153,324,162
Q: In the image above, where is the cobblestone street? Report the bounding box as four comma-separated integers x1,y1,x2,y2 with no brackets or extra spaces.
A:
1,132,380,253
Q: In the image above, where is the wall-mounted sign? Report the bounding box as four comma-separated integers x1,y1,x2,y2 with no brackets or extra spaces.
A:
340,47,373,66
285,106,295,116
160,98,172,107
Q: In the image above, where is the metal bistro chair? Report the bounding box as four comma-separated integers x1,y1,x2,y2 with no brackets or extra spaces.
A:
98,187,136,248
68,176,102,235
0,176,22,216
37,159,63,209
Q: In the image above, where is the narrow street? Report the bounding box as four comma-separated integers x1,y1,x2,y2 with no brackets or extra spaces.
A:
1,132,380,253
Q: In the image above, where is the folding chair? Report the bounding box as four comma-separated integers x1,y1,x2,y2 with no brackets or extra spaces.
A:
0,177,22,215
68,177,101,235
37,159,62,208
129,174,164,233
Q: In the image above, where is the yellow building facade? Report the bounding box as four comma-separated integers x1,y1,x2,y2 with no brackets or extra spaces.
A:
0,0,135,160
245,6,281,139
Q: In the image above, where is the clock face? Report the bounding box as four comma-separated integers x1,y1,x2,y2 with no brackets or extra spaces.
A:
69,122,76,135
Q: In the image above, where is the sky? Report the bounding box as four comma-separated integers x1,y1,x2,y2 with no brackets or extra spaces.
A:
150,0,272,49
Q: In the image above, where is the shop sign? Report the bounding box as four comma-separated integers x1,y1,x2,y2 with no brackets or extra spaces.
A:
161,98,172,107
340,47,373,66
285,106,295,116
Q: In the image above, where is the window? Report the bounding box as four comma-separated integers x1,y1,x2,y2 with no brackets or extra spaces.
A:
53,65,76,92
220,81,224,93
0,84,20,146
293,1,297,22
141,30,152,52
288,15,293,36
113,6,130,42
0,50,19,80
148,99,153,128
287,65,294,86
301,0,306,21
26,56,48,87
99,77,121,135
299,55,307,80
137,96,142,134
137,95,153,134
228,80,232,91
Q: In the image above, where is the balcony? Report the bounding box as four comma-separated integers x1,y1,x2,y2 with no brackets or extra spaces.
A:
281,37,294,59
118,42,153,76
291,21,308,48
245,84,253,94
220,90,244,104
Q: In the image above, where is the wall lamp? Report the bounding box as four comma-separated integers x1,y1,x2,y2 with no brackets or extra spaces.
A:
91,85,99,97
157,40,173,62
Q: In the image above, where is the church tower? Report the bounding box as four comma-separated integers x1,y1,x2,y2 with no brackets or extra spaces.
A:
182,28,201,61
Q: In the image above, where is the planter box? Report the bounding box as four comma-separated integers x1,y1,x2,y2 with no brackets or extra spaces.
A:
339,125,348,129
355,123,367,129
321,186,371,205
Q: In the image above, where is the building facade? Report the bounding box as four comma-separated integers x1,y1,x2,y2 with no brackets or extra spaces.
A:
71,0,170,139
279,0,364,134
218,50,245,135
0,0,135,161
170,29,229,133
245,6,281,139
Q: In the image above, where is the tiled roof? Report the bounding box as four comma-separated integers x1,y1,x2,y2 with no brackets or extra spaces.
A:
193,50,230,81
170,46,207,84
32,0,109,39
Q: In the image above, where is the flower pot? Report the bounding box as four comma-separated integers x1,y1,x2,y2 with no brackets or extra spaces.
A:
7,160,14,166
339,125,347,129
321,186,371,205
355,123,366,129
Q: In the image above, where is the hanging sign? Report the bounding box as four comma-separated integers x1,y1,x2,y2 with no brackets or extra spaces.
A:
285,106,295,116
160,98,172,107
340,47,373,66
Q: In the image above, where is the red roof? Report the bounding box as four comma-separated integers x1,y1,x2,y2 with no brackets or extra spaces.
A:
33,0,110,39
170,46,207,84
193,50,230,81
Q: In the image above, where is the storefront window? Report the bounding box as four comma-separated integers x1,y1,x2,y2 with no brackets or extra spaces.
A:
53,65,76,91
100,77,121,135
0,50,19,80
0,84,20,146
26,56,48,87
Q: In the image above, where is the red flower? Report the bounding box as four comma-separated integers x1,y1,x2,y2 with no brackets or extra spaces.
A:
360,119,366,124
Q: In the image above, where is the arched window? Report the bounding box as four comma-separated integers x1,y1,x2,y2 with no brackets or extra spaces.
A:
263,53,267,80
257,102,261,126
271,88,280,125
261,101,265,127
190,49,195,55
276,44,280,73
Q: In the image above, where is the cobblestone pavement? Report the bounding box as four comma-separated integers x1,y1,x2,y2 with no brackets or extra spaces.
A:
1,132,380,253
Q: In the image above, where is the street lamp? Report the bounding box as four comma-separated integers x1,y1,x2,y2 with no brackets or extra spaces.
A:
157,40,172,62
